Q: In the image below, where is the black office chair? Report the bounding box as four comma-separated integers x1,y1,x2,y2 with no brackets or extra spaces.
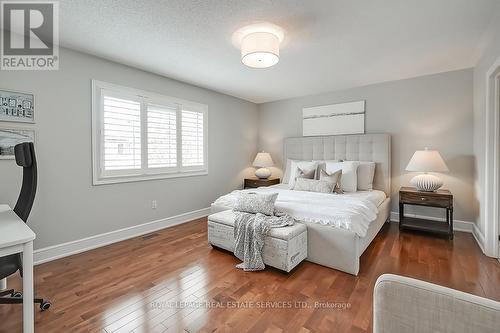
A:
0,142,51,311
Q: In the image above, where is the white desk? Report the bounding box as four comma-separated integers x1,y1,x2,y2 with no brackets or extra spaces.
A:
0,204,36,333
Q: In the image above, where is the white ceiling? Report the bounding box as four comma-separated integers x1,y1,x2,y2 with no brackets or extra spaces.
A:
60,0,499,103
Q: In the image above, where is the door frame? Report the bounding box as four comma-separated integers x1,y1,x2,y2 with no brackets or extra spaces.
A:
484,55,500,258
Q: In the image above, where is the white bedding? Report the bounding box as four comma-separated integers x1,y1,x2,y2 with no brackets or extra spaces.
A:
212,184,386,237
267,184,387,207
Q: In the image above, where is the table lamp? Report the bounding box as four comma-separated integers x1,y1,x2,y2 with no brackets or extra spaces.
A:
253,152,274,179
405,148,449,192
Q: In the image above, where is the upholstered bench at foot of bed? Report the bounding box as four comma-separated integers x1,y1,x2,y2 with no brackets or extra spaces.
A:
207,210,308,272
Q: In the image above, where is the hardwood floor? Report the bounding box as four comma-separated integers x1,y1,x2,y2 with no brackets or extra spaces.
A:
0,219,499,332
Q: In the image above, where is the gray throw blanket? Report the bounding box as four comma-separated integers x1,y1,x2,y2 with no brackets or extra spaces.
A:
233,211,294,271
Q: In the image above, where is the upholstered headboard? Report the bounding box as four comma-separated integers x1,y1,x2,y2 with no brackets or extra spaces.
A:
283,134,391,195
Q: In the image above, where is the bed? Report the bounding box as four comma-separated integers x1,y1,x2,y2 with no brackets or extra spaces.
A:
211,133,391,275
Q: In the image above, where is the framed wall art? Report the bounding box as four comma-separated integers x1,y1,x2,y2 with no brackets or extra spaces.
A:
0,127,35,159
0,89,35,123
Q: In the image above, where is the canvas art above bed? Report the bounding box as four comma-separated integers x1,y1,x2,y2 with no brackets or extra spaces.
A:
302,100,365,136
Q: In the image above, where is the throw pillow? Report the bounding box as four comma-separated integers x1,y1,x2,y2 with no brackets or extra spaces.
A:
234,192,278,216
319,169,343,194
288,166,316,189
283,160,318,184
292,178,335,193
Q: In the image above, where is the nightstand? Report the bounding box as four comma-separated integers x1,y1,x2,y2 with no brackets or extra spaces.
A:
244,178,280,189
399,186,454,239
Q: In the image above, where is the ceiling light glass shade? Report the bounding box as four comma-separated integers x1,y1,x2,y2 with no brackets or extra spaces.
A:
241,32,280,68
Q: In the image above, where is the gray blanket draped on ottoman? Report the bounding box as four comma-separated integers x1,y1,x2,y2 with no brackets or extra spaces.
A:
233,211,294,271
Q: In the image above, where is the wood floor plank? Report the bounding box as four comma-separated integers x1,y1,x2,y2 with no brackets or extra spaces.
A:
0,218,498,333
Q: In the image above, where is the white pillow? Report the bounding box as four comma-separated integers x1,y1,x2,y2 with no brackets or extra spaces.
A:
282,159,294,183
357,162,376,190
324,161,360,192
283,159,318,184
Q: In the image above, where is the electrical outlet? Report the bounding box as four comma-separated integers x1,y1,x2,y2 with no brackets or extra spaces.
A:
152,200,157,209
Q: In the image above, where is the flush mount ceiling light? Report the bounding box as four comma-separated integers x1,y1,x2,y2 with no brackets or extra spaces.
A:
233,23,285,69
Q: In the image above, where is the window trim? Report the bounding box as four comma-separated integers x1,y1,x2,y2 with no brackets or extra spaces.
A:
91,80,208,185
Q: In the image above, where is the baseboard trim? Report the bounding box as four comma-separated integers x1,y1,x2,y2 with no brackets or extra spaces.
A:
472,224,486,254
389,211,474,233
34,207,211,265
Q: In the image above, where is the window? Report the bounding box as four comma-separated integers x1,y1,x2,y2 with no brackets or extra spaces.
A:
92,80,208,185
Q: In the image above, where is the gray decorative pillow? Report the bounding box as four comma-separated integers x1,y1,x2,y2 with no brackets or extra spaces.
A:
320,169,343,194
234,192,278,216
288,166,317,189
296,166,315,181
292,178,335,193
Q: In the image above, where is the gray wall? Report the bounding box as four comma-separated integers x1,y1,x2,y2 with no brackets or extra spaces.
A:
0,48,258,249
473,6,500,238
258,69,475,222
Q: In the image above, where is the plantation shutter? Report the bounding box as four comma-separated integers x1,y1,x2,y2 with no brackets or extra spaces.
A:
181,109,204,167
102,95,142,171
147,103,177,169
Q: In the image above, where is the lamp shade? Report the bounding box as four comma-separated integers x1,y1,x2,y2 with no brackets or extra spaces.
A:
241,32,280,68
253,152,274,168
405,149,449,172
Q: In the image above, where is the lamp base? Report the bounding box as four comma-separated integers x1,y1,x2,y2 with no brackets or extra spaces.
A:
255,167,271,179
410,174,443,192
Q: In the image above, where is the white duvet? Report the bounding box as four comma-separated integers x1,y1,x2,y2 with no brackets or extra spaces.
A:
212,185,386,237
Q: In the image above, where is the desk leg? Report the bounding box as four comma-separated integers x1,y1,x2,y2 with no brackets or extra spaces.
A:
22,241,34,333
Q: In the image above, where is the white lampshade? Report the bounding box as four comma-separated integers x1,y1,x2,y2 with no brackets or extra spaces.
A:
241,32,280,68
252,152,274,168
405,149,449,172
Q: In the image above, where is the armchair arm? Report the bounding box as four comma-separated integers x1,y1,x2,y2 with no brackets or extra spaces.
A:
373,274,500,333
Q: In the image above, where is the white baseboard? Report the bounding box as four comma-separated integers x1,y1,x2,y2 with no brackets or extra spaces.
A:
34,207,211,265
472,224,486,254
389,211,474,233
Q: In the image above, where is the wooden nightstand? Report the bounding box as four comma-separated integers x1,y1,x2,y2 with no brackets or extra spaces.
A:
244,178,280,189
399,186,454,239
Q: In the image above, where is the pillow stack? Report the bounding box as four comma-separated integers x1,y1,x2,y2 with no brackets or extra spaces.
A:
292,169,343,194
284,158,376,194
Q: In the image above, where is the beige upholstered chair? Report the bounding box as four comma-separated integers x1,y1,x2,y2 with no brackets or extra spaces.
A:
374,274,500,333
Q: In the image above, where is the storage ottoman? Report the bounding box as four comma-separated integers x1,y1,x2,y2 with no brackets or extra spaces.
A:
207,210,307,272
